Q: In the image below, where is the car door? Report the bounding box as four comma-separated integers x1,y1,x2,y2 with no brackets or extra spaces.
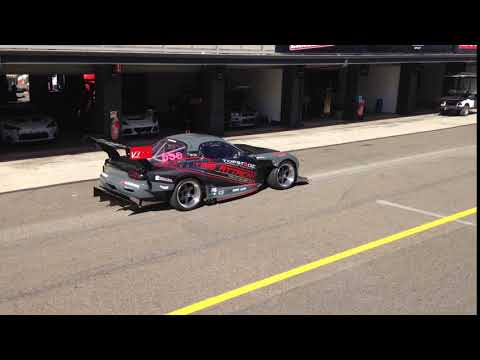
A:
198,141,257,185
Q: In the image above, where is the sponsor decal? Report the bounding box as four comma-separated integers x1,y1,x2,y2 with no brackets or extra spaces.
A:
232,188,239,193
124,181,140,189
154,175,173,183
218,164,256,180
211,187,218,195
222,159,256,169
198,161,217,171
289,45,334,51
159,185,170,190
129,146,153,160
218,190,224,195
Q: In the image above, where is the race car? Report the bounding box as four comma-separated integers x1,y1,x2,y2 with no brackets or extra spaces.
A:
92,133,308,211
0,104,58,144
120,108,159,137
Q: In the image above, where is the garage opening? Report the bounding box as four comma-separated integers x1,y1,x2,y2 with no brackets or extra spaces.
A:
224,67,283,135
357,64,402,117
303,66,341,123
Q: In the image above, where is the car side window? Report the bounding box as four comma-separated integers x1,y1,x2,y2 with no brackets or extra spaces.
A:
199,141,241,160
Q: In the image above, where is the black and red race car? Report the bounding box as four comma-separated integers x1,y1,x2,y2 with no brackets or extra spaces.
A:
92,133,308,211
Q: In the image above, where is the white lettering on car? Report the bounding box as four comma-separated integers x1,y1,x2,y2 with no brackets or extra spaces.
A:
124,181,140,189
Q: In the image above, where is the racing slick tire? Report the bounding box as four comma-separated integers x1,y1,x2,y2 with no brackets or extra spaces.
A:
169,178,204,211
460,104,470,116
267,160,297,190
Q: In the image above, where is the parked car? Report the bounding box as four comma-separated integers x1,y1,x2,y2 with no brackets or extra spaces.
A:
92,133,308,211
440,72,477,116
0,104,58,143
228,104,259,128
120,108,159,137
225,85,259,128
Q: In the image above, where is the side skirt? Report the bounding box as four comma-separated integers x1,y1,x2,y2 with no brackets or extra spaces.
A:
205,183,261,202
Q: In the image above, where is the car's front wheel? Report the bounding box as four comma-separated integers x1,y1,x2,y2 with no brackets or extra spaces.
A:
169,178,203,211
267,161,297,190
460,104,470,116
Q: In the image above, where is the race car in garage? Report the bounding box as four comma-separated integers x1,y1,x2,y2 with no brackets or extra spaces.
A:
92,133,308,211
440,72,477,116
0,104,58,143
225,85,259,128
120,107,160,137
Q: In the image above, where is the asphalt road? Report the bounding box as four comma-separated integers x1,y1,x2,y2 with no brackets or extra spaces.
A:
0,125,476,315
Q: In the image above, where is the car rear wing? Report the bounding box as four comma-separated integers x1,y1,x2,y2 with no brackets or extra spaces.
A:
90,137,153,160
90,137,130,160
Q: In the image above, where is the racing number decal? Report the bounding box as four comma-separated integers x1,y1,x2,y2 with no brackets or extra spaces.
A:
161,152,183,162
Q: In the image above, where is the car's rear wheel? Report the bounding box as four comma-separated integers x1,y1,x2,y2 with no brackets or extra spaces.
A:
461,104,470,116
170,178,203,211
267,161,297,190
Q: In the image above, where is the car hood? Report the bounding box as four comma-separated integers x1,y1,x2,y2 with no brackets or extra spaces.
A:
231,111,258,117
441,96,466,102
122,114,155,126
1,114,53,129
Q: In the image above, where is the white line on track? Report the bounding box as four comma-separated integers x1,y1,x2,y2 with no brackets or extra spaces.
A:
306,145,475,182
376,200,476,226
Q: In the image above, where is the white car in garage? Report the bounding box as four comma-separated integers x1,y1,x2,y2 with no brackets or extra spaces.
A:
0,104,58,143
121,108,160,137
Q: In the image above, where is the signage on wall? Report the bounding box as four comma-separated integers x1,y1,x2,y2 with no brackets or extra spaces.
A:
456,45,477,53
112,64,123,74
289,45,335,51
276,45,457,54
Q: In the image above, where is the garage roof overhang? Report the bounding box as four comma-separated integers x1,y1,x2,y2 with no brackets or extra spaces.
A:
0,50,476,66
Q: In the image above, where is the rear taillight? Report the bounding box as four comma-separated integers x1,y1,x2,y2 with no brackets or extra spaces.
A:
128,170,145,180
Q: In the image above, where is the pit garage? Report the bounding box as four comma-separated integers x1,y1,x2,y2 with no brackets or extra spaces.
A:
302,66,341,122
0,64,215,158
224,67,283,133
357,64,402,115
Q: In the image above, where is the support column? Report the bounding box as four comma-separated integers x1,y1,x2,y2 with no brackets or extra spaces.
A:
397,64,418,115
0,72,8,105
281,66,305,128
94,65,123,137
28,75,49,109
198,66,225,136
343,65,360,121
335,67,348,120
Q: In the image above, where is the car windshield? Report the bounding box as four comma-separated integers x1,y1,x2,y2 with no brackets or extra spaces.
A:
149,138,187,167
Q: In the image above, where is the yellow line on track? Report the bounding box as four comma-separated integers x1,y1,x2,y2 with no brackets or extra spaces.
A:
167,207,477,315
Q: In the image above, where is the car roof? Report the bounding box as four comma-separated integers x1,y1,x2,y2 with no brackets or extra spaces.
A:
167,133,226,152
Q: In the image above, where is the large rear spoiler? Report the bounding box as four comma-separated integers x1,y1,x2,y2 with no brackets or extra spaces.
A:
91,137,130,160
90,137,153,160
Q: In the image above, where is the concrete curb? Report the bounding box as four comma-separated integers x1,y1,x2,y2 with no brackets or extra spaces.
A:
0,113,476,194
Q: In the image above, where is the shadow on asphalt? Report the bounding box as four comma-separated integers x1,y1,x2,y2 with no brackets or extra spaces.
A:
122,182,310,216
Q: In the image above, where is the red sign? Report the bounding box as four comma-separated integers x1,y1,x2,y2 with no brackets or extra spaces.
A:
83,73,96,81
113,64,123,74
458,45,477,49
129,146,153,160
289,45,334,51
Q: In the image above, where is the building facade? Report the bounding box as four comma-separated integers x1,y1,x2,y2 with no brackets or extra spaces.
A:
0,45,476,140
